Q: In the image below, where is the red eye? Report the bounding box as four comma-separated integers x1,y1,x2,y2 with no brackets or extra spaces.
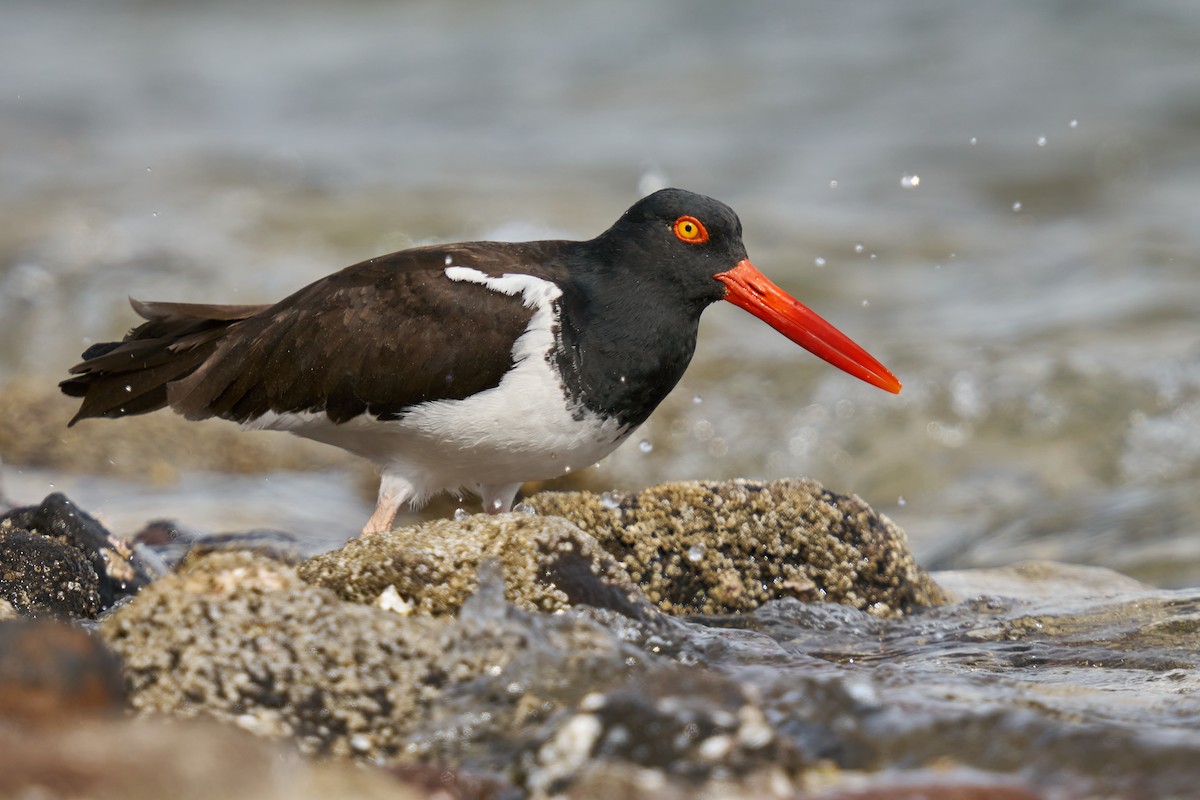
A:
673,215,709,243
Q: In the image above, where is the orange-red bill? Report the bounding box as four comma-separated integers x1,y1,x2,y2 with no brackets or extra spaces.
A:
715,259,902,394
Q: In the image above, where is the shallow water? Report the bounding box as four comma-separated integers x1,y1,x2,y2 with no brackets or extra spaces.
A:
3,1,1200,789
681,563,1200,793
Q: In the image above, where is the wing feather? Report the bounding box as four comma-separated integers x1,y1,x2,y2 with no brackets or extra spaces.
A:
63,241,569,426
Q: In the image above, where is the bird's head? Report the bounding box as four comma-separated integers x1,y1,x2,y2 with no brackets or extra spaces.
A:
600,188,901,394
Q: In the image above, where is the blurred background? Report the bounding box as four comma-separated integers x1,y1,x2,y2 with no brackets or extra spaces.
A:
2,0,1198,583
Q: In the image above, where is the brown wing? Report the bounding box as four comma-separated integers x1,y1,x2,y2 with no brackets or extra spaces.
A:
60,300,269,423
62,241,567,425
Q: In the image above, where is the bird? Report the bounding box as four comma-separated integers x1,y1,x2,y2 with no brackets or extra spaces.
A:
61,188,901,536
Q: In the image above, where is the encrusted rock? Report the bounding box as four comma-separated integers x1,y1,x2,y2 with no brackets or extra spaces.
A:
300,512,654,618
100,550,640,764
522,668,799,797
527,478,947,617
0,528,102,617
0,492,152,609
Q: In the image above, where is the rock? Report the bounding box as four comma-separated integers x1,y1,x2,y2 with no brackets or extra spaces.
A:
300,512,654,618
99,550,641,766
527,478,947,617
382,763,518,800
133,519,307,569
0,527,102,617
933,560,1152,602
0,617,125,725
0,492,152,609
522,668,797,797
800,767,1046,800
0,717,427,800
558,763,797,800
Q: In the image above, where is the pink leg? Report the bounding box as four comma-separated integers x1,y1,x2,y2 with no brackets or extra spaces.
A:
361,473,416,536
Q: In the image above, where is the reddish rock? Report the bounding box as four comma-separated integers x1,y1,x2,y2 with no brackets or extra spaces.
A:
0,618,126,725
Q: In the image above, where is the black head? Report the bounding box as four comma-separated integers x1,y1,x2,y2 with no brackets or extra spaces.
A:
583,187,903,396
589,188,750,306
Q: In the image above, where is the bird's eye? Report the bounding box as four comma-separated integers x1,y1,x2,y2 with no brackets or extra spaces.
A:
673,215,709,244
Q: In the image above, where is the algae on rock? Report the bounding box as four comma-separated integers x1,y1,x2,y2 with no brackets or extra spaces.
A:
527,478,946,617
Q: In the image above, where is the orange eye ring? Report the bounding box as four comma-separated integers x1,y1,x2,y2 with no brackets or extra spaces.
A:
673,215,709,244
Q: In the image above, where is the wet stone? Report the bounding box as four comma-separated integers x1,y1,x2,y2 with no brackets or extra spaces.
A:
0,492,152,609
0,527,102,617
521,668,798,797
527,478,947,617
134,519,307,569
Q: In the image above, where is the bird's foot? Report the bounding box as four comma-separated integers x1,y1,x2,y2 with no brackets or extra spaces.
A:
479,482,523,516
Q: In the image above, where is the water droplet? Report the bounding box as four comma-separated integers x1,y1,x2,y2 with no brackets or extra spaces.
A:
487,497,505,513
828,179,838,189
638,439,653,453
814,256,826,267
600,491,623,510
900,174,920,189
853,243,864,254
513,502,536,515
897,496,907,507
1069,118,1079,129
692,395,703,405
1036,136,1047,147
619,375,627,384
563,465,572,473
444,255,453,265
861,299,870,307
969,136,978,145
124,384,132,392
151,212,158,218
454,507,469,521
869,252,877,260
1012,201,1022,212
687,544,706,562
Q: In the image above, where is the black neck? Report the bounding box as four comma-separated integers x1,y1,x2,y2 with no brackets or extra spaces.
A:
552,241,722,428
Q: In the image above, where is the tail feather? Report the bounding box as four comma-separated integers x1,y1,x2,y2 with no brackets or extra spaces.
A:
60,298,268,425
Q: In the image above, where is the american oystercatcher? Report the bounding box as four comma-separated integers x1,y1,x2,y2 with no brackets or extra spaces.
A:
61,189,900,535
